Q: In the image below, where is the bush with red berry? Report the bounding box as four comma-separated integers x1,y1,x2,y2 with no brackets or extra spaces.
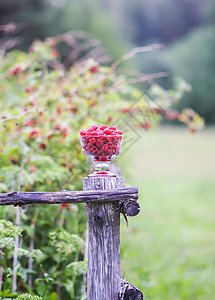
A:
0,36,204,299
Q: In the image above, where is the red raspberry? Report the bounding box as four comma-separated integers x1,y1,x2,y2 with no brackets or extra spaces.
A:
91,131,98,137
90,124,98,131
90,138,96,143
106,136,112,141
92,146,98,153
97,150,103,155
100,125,108,130
189,127,196,134
102,144,108,151
141,122,151,130
30,166,37,172
55,124,61,130
25,87,31,93
39,143,46,149
104,128,112,135
109,126,116,131
89,66,98,73
80,130,86,136
97,139,104,148
116,130,123,135
71,107,77,113
123,108,129,113
61,203,70,208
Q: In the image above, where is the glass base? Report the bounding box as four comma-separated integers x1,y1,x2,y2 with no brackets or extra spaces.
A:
88,160,116,177
88,170,116,177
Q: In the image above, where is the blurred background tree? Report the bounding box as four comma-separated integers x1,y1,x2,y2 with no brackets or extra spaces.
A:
1,0,214,124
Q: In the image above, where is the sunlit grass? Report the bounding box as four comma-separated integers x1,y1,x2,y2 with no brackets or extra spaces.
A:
118,127,215,300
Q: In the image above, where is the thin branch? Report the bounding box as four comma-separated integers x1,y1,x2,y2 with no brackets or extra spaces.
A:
0,109,44,125
125,72,168,84
111,44,165,71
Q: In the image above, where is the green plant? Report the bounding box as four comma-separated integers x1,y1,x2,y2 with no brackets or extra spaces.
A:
0,36,203,299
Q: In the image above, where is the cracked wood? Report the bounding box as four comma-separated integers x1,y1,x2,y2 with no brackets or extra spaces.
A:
0,187,138,206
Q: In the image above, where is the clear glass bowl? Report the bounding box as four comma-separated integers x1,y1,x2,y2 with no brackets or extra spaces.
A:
80,133,123,177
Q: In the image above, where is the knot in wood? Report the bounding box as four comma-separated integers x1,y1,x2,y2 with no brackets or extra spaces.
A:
93,210,104,226
119,279,143,300
120,199,140,217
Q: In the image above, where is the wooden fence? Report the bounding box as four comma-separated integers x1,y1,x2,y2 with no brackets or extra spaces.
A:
0,175,143,300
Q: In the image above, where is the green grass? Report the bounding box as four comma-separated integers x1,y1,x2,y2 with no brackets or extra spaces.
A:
118,127,215,300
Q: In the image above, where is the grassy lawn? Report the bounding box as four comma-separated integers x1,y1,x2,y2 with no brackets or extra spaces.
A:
118,127,215,300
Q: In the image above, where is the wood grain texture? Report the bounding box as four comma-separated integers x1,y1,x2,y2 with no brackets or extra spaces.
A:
0,187,138,206
84,176,123,300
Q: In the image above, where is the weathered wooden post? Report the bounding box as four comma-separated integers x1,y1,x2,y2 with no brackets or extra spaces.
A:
84,176,123,300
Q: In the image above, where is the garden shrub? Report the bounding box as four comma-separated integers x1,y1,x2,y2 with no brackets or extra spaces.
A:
0,36,203,299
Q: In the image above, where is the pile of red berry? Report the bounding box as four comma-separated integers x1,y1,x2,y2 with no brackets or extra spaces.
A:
80,125,123,161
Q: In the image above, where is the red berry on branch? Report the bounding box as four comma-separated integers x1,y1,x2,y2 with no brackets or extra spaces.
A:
48,133,54,139
90,102,96,107
189,127,196,134
39,143,46,149
71,107,78,113
30,166,37,172
123,108,129,114
141,122,151,130
89,66,98,73
61,203,70,208
54,124,61,130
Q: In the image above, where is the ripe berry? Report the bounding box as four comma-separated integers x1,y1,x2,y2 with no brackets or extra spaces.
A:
97,139,104,148
30,166,37,172
103,128,112,135
100,125,108,130
39,143,46,149
89,66,98,73
116,130,123,135
102,144,108,151
80,130,86,136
